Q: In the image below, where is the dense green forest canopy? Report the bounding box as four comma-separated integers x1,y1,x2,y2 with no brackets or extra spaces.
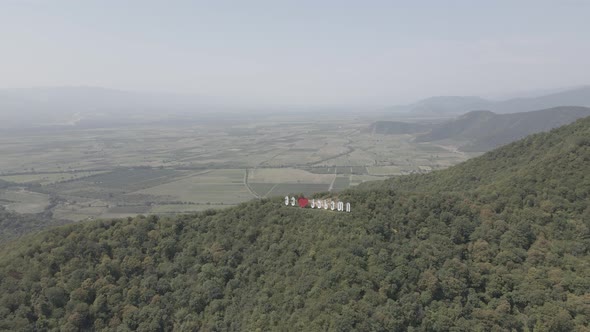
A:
0,117,589,331
0,207,52,245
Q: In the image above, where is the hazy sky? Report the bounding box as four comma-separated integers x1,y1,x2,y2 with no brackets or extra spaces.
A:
1,0,590,106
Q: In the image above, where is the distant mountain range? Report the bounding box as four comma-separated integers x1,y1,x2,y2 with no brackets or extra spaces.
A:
372,106,590,152
387,86,590,115
2,85,590,129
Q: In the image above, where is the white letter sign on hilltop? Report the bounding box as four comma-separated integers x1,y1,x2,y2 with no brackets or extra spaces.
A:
284,196,351,212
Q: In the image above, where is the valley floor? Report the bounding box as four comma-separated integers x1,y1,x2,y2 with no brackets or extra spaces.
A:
0,116,478,221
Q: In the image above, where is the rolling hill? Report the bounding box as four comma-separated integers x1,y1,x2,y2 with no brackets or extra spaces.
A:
0,117,589,330
414,106,590,151
387,86,590,116
494,86,590,113
389,96,490,116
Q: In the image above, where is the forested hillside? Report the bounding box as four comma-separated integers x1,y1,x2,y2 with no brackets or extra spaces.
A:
0,206,65,245
0,118,589,331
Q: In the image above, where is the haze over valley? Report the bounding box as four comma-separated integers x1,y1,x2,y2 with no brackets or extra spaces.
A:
2,86,589,224
1,1,590,330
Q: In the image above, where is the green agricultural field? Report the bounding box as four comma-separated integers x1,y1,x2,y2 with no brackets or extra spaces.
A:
248,183,277,197
106,206,151,214
0,189,50,214
0,171,108,185
87,168,183,190
366,166,403,176
135,169,255,204
300,167,336,174
52,204,107,221
149,204,232,214
247,168,336,198
331,176,351,191
337,166,367,175
349,174,387,186
266,183,330,197
302,166,367,175
0,115,475,221
248,168,334,184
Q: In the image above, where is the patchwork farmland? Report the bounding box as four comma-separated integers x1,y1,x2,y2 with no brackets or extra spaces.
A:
0,117,477,220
